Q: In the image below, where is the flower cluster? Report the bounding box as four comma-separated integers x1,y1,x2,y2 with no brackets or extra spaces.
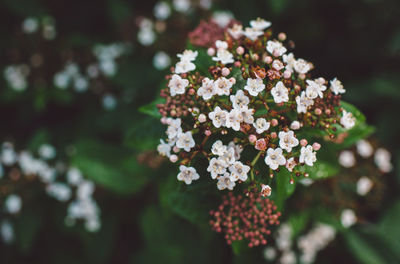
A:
209,190,281,247
157,17,355,194
0,142,101,243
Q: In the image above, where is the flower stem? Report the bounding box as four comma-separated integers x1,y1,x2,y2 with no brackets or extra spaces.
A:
250,151,263,181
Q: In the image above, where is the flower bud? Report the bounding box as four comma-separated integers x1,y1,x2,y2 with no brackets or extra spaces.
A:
221,67,230,76
300,139,308,146
255,139,267,151
207,47,215,56
205,129,211,136
312,142,321,151
198,114,206,123
283,70,292,79
234,61,241,67
169,154,178,163
278,32,287,41
290,121,301,130
236,46,245,55
261,184,272,197
270,132,277,139
315,108,322,115
263,56,272,64
272,49,280,57
271,119,278,127
248,134,257,143
173,146,180,153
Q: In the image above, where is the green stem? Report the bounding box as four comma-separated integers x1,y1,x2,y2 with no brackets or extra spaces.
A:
250,151,263,181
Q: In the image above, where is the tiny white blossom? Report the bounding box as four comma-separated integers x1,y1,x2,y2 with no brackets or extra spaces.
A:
214,77,234,96
265,148,286,170
212,49,234,64
230,90,250,109
177,165,200,184
290,120,301,130
294,58,311,74
341,209,357,228
176,131,195,152
272,60,285,71
229,161,250,182
356,140,373,158
266,40,287,57
279,130,299,153
227,24,244,39
4,194,22,214
46,183,72,202
67,167,83,186
340,110,356,129
296,91,314,113
168,74,189,96
243,27,264,41
228,142,243,160
250,18,271,30
300,145,317,166
208,106,228,128
153,51,171,70
177,50,198,61
244,78,265,96
217,172,236,190
261,184,272,197
271,81,289,103
285,157,297,172
219,147,236,165
1,220,14,244
357,176,373,196
38,144,56,160
263,247,277,261
338,150,356,168
282,53,296,72
330,78,345,95
211,140,227,156
305,79,326,99
374,148,392,173
175,59,196,74
197,77,216,100
253,118,270,134
211,11,234,28
238,105,254,124
154,1,171,20
157,139,171,157
166,118,182,140
226,108,243,131
215,40,228,50
207,158,228,179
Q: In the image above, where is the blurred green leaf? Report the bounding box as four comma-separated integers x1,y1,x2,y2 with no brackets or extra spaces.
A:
275,169,296,210
15,204,43,253
139,97,164,119
298,160,340,180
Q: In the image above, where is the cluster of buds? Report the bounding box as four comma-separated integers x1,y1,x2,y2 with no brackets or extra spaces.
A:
209,190,281,247
156,17,356,193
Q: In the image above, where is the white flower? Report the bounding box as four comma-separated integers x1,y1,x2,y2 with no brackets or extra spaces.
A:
271,81,289,103
300,145,317,166
238,105,254,124
261,184,272,197
305,79,326,99
243,27,264,41
226,108,243,131
67,167,83,186
280,251,296,264
175,59,196,74
253,118,270,134
374,148,392,173
265,148,286,170
341,209,357,228
220,147,236,165
38,144,56,160
197,77,215,100
228,24,244,39
4,194,22,214
153,51,171,70
357,176,373,196
1,220,14,244
250,18,271,30
356,140,373,158
272,60,284,71
208,106,228,128
46,183,72,202
212,49,234,64
168,74,189,96
211,140,227,156
157,139,171,157
177,165,200,184
282,53,296,72
177,50,198,61
266,40,287,57
330,78,345,95
228,142,243,160
296,91,314,113
285,157,297,172
173,0,191,13
154,1,171,20
230,90,250,109
229,161,250,182
215,40,228,50
340,110,356,129
217,172,236,190
290,120,301,130
207,158,228,179
294,58,311,74
176,131,195,152
244,78,265,96
1,143,17,166
166,118,182,140
22,17,39,33
338,150,356,168
211,11,233,28
214,77,234,96
278,130,299,153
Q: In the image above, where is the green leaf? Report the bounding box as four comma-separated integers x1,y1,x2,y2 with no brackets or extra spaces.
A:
70,140,150,195
298,160,340,180
124,115,164,151
274,169,296,210
139,97,164,118
15,204,43,253
288,211,310,239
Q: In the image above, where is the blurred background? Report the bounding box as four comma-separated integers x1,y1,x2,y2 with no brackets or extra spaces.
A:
0,0,399,263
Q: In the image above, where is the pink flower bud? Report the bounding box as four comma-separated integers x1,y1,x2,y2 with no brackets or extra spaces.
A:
314,108,322,115
248,134,257,143
255,139,267,151
188,88,195,95
300,139,308,146
207,47,215,56
173,146,180,153
299,73,306,80
236,46,245,55
169,155,178,163
161,117,168,124
263,56,272,64
205,129,211,136
271,119,278,127
261,184,272,197
290,121,301,130
229,77,236,84
283,70,292,79
198,114,206,123
272,49,280,57
221,67,230,76
312,142,321,151
278,32,287,41
270,132,277,139
234,61,241,67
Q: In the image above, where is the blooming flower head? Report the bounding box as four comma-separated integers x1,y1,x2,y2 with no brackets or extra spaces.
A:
299,145,317,166
278,130,299,152
177,165,200,184
271,81,289,103
168,74,189,96
253,118,270,134
340,110,356,129
265,148,286,170
244,78,265,96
